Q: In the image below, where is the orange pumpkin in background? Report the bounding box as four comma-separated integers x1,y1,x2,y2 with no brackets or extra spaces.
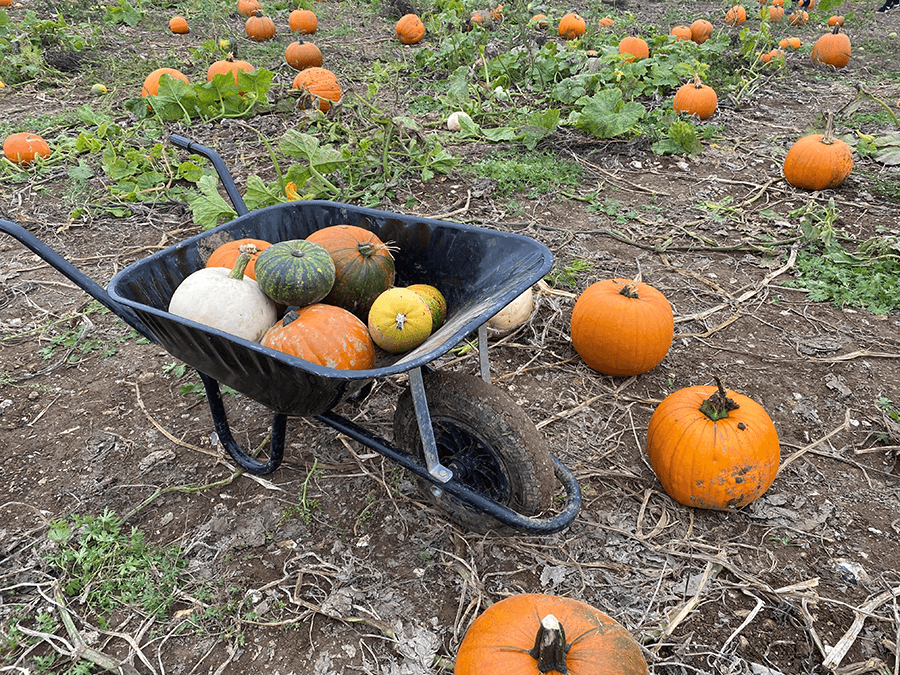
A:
558,12,587,39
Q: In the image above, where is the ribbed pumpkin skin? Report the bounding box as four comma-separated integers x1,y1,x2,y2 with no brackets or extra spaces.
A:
368,288,432,353
245,14,276,41
783,134,853,190
254,240,335,307
396,14,425,44
291,67,342,111
670,25,692,41
725,5,746,24
407,284,447,330
646,386,780,510
205,238,271,280
289,9,318,33
811,27,851,68
689,19,713,43
285,41,323,70
141,68,189,97
238,0,260,17
558,12,586,39
570,279,673,377
672,77,717,120
454,594,648,675
306,225,395,320
618,36,649,62
207,58,255,84
261,304,375,370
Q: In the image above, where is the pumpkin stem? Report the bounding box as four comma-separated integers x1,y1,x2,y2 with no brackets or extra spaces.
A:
692,73,703,88
394,312,408,331
528,614,569,674
358,240,399,260
821,111,837,145
618,282,640,299
698,376,740,421
229,244,259,280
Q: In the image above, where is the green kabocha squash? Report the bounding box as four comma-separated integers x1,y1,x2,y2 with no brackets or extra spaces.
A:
254,239,335,307
305,225,396,320
168,244,278,342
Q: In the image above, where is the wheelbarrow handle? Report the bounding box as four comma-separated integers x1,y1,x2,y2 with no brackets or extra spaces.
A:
0,218,158,343
169,134,250,217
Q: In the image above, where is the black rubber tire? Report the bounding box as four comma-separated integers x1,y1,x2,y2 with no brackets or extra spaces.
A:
393,369,554,533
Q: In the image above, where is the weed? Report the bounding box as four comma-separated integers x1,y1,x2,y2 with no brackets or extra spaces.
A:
43,509,185,624
544,259,592,289
279,460,322,525
463,148,582,197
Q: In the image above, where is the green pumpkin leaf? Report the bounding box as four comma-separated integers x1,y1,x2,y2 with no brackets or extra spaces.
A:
187,175,238,230
569,89,645,138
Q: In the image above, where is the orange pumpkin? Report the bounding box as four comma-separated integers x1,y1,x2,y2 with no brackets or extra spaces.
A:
618,35,649,61
288,8,318,33
570,278,674,377
395,13,425,44
169,16,189,33
285,40,323,70
558,12,586,39
205,238,272,280
759,48,784,63
141,67,189,97
783,112,853,190
764,4,785,21
689,18,714,43
454,594,648,675
778,36,802,49
646,379,780,510
725,5,747,24
245,13,276,40
598,16,615,27
261,304,375,370
670,25,692,40
291,67,342,112
237,0,260,16
828,14,845,26
206,56,255,84
530,13,549,28
305,225,396,320
3,132,51,165
673,74,718,119
811,24,851,68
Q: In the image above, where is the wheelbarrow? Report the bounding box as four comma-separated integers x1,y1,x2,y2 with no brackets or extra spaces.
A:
0,134,581,534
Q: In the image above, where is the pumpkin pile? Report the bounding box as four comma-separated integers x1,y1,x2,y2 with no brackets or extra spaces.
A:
171,226,448,369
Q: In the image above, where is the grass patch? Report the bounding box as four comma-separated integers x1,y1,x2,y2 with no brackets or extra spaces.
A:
462,149,583,197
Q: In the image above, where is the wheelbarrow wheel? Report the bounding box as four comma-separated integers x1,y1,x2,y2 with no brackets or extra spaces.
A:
393,369,554,533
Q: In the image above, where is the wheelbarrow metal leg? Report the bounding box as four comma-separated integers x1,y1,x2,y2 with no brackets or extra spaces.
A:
407,367,453,483
199,371,286,474
477,323,490,383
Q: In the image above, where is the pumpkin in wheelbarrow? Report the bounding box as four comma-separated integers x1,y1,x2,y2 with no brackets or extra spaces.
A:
253,239,335,308
205,238,272,280
261,304,375,370
368,287,432,353
306,225,395,321
168,244,278,343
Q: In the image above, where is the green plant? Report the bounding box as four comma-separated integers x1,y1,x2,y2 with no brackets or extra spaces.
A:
43,509,186,623
280,460,322,525
463,148,582,197
544,259,591,289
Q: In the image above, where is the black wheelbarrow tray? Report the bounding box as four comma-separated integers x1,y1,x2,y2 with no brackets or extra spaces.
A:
0,134,580,534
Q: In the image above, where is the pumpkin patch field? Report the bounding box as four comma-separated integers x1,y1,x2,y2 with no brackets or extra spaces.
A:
2,0,900,671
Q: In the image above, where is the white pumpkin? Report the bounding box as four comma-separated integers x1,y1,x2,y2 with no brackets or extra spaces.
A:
487,286,534,333
447,111,472,131
168,247,278,343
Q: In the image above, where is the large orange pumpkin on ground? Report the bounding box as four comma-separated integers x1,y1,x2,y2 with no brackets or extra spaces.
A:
141,67,189,97
395,13,425,44
646,379,781,510
570,278,674,377
3,132,51,164
811,24,851,68
558,12,586,39
783,113,853,190
672,74,718,119
454,593,648,675
618,36,649,61
690,18,714,43
291,67,342,112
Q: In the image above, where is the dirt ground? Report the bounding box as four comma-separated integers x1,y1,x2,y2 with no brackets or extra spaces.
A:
2,0,900,673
